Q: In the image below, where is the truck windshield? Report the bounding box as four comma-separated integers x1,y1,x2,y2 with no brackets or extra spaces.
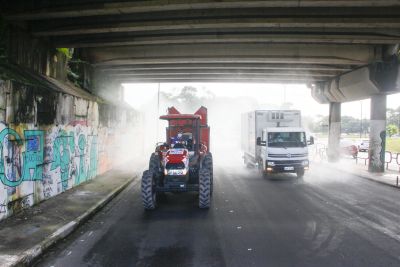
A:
267,132,306,147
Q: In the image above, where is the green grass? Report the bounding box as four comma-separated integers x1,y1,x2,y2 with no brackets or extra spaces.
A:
386,138,400,153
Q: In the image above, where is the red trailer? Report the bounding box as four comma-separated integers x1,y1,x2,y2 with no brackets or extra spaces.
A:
141,106,213,209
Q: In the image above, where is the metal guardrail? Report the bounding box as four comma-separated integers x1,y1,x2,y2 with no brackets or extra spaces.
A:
313,143,400,173
385,151,392,170
356,153,369,166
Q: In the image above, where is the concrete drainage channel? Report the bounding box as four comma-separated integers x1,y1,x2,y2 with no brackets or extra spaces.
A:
4,176,136,267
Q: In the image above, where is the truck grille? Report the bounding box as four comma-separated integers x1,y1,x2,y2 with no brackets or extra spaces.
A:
268,153,307,158
272,160,303,165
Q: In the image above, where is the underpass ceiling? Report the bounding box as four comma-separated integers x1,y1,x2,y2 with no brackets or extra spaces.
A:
2,0,400,84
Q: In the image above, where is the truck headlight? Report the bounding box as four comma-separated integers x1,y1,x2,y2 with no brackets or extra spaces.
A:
267,161,275,166
302,160,309,166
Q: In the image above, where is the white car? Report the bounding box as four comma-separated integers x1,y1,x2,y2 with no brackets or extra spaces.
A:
358,140,369,152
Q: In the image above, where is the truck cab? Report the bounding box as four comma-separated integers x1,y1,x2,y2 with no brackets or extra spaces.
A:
242,109,313,178
257,127,311,177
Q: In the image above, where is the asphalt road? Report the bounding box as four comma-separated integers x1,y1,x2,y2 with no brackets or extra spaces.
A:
34,163,400,267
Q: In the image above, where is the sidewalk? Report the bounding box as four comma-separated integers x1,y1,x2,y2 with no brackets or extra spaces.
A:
0,165,140,267
318,158,400,188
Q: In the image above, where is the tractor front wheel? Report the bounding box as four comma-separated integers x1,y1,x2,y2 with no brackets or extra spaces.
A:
141,170,157,210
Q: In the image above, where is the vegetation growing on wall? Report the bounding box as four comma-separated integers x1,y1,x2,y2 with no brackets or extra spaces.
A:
56,48,73,59
57,48,91,90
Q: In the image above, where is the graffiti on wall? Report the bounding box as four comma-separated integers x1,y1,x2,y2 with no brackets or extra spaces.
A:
48,126,98,191
0,128,44,187
0,123,101,220
368,120,386,173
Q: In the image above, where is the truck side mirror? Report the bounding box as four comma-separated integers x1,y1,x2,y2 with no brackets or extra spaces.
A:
256,137,266,146
308,136,314,145
256,137,261,146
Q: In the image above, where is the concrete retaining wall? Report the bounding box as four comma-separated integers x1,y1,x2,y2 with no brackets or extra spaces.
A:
0,78,139,221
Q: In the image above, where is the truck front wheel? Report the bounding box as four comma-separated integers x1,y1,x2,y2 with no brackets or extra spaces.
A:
296,169,305,178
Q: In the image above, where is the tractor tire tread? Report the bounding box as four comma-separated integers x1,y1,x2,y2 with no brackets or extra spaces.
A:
199,167,211,209
141,170,156,210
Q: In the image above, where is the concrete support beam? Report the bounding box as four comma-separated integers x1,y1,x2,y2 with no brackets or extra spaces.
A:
311,59,400,104
32,17,400,37
6,1,400,20
368,94,387,173
88,43,376,66
97,63,352,72
328,102,341,162
54,33,400,48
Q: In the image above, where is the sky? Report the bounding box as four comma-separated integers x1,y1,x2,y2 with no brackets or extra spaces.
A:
123,83,400,119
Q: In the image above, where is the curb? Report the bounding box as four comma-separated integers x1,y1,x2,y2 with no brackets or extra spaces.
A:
8,176,136,267
323,163,400,189
346,171,400,189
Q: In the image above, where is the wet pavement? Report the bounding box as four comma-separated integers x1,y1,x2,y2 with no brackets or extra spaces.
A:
34,163,400,267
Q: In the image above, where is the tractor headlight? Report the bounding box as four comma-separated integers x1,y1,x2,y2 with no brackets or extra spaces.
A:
267,161,275,166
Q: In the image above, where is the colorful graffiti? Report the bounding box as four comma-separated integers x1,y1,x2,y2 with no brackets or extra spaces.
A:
0,128,44,187
0,123,104,219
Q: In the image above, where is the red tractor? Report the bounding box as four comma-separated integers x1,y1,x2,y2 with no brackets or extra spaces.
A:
141,106,213,210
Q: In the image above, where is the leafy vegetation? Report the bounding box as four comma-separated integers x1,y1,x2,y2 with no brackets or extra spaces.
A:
56,48,73,59
386,124,399,137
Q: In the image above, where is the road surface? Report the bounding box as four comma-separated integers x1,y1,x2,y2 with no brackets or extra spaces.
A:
34,163,400,267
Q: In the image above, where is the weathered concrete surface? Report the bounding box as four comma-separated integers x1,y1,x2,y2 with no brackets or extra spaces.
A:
368,94,387,173
327,102,341,162
0,163,140,267
0,74,140,222
3,1,400,85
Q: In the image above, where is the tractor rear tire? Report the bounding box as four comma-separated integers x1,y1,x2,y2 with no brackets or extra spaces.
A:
203,153,213,195
141,170,157,210
199,167,211,209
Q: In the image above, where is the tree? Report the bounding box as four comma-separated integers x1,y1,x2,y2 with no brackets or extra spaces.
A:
386,124,399,137
387,106,400,130
160,86,214,112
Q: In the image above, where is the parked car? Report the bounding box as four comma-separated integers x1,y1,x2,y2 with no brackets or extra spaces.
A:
340,139,358,158
358,140,369,152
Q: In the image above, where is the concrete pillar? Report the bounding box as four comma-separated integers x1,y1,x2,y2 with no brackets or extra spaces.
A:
368,94,387,173
328,102,341,162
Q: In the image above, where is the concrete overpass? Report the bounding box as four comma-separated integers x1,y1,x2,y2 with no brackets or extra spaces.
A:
1,0,400,177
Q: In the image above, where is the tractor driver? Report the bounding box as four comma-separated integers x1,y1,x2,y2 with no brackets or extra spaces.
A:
171,131,186,147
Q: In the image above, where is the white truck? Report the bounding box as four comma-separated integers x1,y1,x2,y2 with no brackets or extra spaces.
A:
241,110,313,177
